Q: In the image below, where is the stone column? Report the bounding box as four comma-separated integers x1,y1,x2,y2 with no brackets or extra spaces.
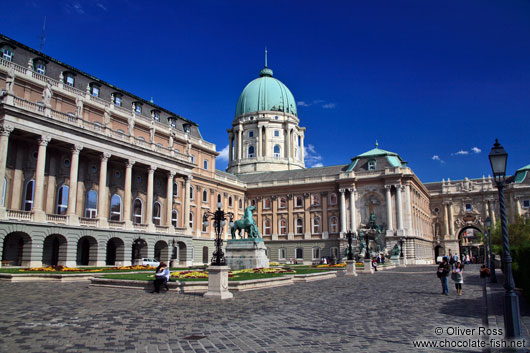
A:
349,187,356,232
123,160,135,228
448,202,454,236
384,185,393,231
443,201,449,236
321,192,329,239
233,130,239,161
0,126,14,216
257,125,262,158
98,153,110,227
10,146,24,210
146,166,156,231
395,185,403,232
262,127,267,157
228,133,233,163
404,184,413,234
67,144,83,225
515,197,522,217
237,125,242,160
184,175,192,235
166,171,175,229
33,136,51,221
300,134,305,162
339,188,346,235
285,127,290,159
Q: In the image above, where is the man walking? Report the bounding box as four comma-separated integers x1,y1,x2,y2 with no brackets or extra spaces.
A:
437,256,451,295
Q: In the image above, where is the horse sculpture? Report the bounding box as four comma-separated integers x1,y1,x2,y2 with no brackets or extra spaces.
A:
231,205,261,239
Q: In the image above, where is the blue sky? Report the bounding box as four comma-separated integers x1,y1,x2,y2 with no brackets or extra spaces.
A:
2,1,529,182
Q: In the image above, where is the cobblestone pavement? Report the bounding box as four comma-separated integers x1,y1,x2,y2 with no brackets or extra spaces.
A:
0,265,506,353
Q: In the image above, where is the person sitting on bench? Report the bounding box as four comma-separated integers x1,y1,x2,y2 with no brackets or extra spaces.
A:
152,262,170,293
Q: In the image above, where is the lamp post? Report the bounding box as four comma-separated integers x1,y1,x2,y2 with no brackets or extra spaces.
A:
133,237,143,265
399,237,404,258
345,230,356,261
488,139,521,338
202,202,234,266
486,217,497,283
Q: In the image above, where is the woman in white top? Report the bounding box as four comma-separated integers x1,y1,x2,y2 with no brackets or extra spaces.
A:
452,262,464,295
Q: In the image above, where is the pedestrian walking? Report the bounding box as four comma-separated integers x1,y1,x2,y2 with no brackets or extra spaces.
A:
437,256,451,295
451,262,464,295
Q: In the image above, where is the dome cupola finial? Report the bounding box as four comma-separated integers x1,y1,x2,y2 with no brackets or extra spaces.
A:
260,47,273,77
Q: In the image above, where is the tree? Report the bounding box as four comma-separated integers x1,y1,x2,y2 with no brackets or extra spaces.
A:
491,216,530,253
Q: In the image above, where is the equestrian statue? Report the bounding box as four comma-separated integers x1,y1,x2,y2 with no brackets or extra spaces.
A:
231,205,261,239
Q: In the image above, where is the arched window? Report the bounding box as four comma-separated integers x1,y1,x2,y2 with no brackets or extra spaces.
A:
217,194,222,204
312,216,321,234
296,218,303,234
189,186,194,200
329,193,338,205
263,219,271,235
24,179,35,211
248,131,254,138
133,198,143,224
110,194,122,221
279,197,287,209
171,210,178,227
203,160,208,170
85,190,97,218
202,212,208,232
56,185,69,215
248,145,255,158
279,219,287,235
264,198,271,209
202,189,208,203
1,177,6,206
153,202,162,225
274,144,281,158
368,159,376,171
189,211,194,229
329,216,339,233
228,196,233,207
173,182,179,197
295,195,303,208
239,198,243,209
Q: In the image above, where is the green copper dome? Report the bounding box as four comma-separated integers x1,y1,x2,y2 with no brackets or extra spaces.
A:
235,65,298,117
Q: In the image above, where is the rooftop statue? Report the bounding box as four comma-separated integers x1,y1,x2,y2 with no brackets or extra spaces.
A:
231,205,261,239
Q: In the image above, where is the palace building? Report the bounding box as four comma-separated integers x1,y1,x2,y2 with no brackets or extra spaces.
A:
1,34,529,267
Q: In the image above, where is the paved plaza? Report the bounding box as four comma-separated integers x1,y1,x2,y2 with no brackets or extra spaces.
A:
0,265,528,353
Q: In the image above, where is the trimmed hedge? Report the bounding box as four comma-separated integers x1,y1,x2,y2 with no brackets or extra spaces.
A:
511,242,530,302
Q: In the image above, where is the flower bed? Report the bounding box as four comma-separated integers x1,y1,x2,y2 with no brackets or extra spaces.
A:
18,265,156,273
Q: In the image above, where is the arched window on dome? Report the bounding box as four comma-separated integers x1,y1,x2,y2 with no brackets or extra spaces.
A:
368,159,376,171
248,146,255,158
274,145,281,158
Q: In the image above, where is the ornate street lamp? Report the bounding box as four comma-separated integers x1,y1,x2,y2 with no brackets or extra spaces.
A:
399,237,404,258
486,217,497,283
488,139,521,338
345,230,356,261
133,237,143,260
202,202,234,266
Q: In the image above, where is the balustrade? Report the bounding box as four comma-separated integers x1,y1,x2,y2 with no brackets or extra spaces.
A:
6,210,33,221
46,214,68,224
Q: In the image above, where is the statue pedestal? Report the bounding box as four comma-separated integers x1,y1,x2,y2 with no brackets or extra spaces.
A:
363,259,374,274
203,265,233,300
399,257,407,267
225,239,269,270
390,255,400,266
345,260,358,276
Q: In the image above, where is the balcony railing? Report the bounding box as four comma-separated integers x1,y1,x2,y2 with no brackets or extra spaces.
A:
80,217,99,227
108,220,125,229
46,214,68,224
6,210,33,221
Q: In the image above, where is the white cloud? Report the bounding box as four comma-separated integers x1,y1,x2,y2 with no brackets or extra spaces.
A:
217,144,229,161
96,3,107,11
322,103,336,109
455,150,469,155
312,163,324,168
432,155,440,161
297,101,310,107
471,147,481,154
304,144,323,167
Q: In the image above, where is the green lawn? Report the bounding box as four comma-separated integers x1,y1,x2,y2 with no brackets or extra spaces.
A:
0,267,188,274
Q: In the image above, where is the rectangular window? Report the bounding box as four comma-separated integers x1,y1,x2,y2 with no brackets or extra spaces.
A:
523,200,530,208
295,248,303,259
66,75,75,86
465,203,472,211
274,130,280,137
135,104,142,114
35,63,46,75
91,86,99,97
115,96,122,106
278,248,286,260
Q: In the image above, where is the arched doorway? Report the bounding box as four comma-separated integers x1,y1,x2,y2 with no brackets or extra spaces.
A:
106,237,125,266
2,232,32,266
457,226,484,264
434,245,443,263
43,234,67,266
154,240,169,263
202,246,209,264
77,236,97,266
131,238,147,263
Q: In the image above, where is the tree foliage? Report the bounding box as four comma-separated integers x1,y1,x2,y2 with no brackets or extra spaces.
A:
490,216,530,253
